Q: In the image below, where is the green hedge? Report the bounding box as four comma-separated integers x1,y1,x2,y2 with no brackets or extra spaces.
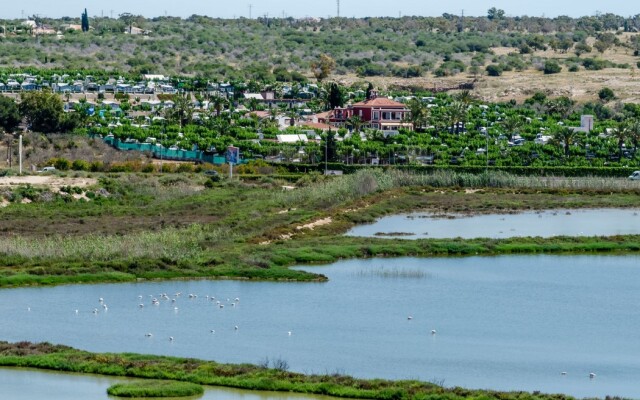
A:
275,163,638,178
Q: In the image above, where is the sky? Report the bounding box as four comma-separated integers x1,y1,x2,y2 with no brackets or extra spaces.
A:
2,1,638,20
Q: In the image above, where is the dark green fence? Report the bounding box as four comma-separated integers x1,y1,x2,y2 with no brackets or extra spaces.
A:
103,137,240,165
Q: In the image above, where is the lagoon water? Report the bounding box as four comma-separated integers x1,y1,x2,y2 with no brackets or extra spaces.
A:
1,255,640,398
0,368,332,400
346,208,640,239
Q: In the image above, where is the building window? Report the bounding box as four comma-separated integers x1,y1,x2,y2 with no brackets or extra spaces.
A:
373,111,379,120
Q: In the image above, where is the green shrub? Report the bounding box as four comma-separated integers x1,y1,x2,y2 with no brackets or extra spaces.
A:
485,64,503,76
598,87,615,102
543,60,561,74
71,160,90,171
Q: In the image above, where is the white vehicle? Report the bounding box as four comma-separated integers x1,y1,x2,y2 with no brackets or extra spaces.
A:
38,166,56,173
629,171,640,180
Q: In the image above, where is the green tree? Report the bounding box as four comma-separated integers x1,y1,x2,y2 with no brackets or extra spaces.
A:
311,54,336,82
552,126,579,158
365,82,374,100
347,115,363,132
610,121,629,158
598,87,615,102
328,83,344,110
0,95,21,133
405,98,429,132
487,7,505,21
81,9,90,32
19,90,64,133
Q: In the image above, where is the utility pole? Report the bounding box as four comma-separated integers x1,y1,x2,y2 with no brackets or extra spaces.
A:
19,135,22,174
248,4,253,19
337,0,340,18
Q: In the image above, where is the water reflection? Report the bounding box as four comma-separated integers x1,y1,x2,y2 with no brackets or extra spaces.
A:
346,208,640,239
0,368,331,400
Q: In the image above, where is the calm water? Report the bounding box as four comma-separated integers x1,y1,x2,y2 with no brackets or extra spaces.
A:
0,368,331,400
1,255,640,398
346,208,640,239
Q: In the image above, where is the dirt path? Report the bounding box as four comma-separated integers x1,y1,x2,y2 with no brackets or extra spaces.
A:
0,175,97,189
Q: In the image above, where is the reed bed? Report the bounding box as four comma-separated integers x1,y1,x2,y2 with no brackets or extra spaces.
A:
279,169,639,210
0,224,230,261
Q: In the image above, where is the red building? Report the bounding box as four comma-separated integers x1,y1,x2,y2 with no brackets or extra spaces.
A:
329,91,412,131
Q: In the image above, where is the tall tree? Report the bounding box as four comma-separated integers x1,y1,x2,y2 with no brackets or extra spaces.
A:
0,95,21,134
552,126,579,158
610,121,629,158
81,9,90,32
19,90,64,133
327,83,344,110
365,82,374,100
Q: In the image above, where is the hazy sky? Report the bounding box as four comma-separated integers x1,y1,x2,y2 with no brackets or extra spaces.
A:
3,1,638,19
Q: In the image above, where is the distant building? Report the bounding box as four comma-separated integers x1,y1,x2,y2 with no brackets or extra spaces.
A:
330,91,412,131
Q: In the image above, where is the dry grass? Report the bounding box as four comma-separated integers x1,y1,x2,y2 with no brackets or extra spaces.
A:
336,37,640,105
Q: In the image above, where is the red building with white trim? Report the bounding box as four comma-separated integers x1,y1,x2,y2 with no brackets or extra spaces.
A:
329,91,412,131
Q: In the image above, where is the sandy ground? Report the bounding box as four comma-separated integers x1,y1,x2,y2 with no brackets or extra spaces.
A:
0,175,97,189
336,40,640,104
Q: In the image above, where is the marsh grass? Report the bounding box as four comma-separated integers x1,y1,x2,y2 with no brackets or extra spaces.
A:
0,225,230,261
107,380,204,398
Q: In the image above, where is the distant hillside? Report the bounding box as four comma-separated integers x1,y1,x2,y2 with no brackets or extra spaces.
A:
0,13,639,82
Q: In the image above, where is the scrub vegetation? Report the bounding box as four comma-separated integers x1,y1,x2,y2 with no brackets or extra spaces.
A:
0,169,639,288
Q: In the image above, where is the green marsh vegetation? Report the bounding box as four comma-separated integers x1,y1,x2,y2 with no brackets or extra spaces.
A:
107,380,204,398
0,168,639,287
0,341,578,400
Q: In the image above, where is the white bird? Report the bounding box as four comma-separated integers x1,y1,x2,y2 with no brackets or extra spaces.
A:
589,372,596,379
99,298,103,303
139,304,144,308
174,307,179,311
75,309,79,314
431,330,437,335
169,336,174,341
145,333,153,337
219,304,224,309
234,297,240,302
288,331,292,336
138,295,143,299
92,308,98,314
27,307,31,312
210,330,215,334
234,325,239,330
407,316,413,320
561,372,567,375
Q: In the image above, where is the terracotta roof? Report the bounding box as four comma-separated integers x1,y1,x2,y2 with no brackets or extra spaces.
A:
352,97,406,108
301,122,332,130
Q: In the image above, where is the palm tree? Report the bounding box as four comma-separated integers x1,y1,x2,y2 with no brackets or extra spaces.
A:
211,96,227,117
501,115,523,140
552,126,578,158
454,90,475,105
286,109,298,127
445,101,467,134
405,98,429,132
347,115,363,132
626,118,640,154
610,121,630,158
